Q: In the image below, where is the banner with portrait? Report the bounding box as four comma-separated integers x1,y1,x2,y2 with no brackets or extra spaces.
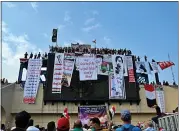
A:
109,74,126,99
23,59,42,104
78,106,108,128
79,57,97,81
63,53,75,87
111,55,126,99
52,53,64,93
98,55,113,75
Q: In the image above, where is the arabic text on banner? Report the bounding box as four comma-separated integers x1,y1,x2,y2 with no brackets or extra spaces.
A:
95,57,102,74
150,62,159,73
52,53,64,93
79,57,97,81
23,59,42,104
126,56,135,83
111,55,126,99
78,106,108,128
75,54,94,70
63,53,75,87
98,55,113,75
156,89,165,113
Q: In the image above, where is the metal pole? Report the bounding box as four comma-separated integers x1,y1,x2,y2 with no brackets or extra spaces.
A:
168,53,176,84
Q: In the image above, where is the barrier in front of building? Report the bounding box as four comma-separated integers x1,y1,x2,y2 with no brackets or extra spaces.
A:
158,113,178,131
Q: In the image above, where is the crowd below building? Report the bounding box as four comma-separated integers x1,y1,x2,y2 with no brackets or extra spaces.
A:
2,105,176,131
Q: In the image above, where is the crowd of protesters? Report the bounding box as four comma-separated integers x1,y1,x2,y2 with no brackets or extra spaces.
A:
2,105,175,131
1,78,8,84
49,45,132,56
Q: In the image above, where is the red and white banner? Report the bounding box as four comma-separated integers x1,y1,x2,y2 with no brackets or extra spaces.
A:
126,56,135,82
79,57,97,81
63,53,75,87
158,61,174,70
52,53,64,93
23,59,42,104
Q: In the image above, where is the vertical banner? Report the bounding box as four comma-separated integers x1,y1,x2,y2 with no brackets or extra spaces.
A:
23,59,42,104
52,53,64,93
95,57,102,74
111,55,126,99
123,56,128,76
78,106,108,128
109,74,125,99
126,56,135,82
156,87,165,113
145,62,151,74
63,53,75,87
79,57,97,81
150,62,159,73
98,55,113,75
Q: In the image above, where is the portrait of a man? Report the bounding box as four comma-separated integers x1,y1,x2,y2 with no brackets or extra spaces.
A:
115,56,125,75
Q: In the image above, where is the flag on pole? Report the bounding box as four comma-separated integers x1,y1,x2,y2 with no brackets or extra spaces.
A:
158,61,175,70
92,39,96,44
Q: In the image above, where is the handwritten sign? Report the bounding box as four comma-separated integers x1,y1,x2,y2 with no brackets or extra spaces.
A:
23,59,42,104
79,57,97,81
52,53,64,93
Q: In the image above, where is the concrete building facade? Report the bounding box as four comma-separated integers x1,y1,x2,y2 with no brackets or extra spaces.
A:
1,84,178,128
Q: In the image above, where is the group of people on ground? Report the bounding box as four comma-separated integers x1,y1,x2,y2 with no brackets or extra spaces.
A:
1,108,163,131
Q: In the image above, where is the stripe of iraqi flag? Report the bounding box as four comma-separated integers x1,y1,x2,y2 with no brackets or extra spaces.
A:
144,84,157,107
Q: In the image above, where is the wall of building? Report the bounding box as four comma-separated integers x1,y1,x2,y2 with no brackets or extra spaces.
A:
1,84,178,128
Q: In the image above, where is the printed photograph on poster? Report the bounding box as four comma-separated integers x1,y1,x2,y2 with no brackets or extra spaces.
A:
109,74,126,99
78,106,108,128
98,55,113,75
135,61,147,74
62,53,75,87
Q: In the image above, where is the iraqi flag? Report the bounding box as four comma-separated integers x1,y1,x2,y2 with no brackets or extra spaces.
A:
144,84,157,107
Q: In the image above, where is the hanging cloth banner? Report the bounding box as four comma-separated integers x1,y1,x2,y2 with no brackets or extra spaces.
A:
156,86,165,113
111,55,126,99
135,61,147,74
145,62,151,74
78,105,108,128
150,62,159,73
158,61,175,70
52,53,64,93
63,53,75,87
144,84,157,107
98,55,113,75
95,57,103,74
23,59,42,104
109,74,126,99
79,57,97,81
126,56,135,82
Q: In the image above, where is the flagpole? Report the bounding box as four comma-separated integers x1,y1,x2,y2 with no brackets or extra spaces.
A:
168,53,176,84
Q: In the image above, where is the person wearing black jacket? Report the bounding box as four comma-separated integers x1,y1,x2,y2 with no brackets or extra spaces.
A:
151,105,165,124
